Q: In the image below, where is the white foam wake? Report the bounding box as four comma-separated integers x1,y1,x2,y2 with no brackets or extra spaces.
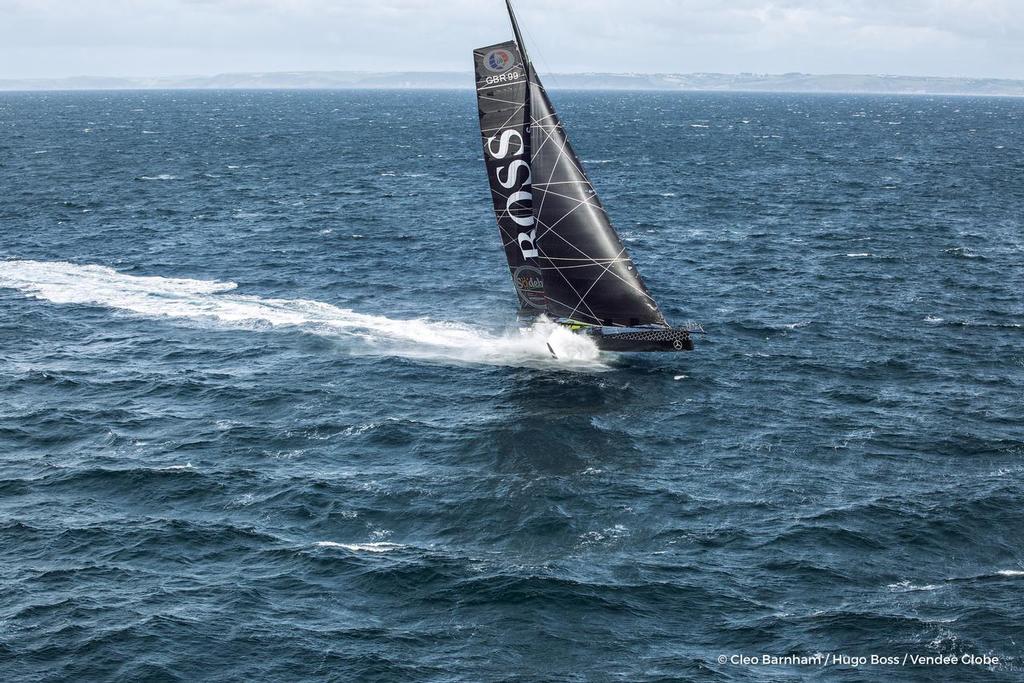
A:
0,260,603,368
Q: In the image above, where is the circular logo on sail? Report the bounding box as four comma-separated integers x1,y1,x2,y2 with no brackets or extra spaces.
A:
483,49,515,73
513,266,546,309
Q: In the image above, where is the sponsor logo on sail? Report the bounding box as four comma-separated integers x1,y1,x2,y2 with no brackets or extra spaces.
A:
513,266,546,309
483,48,515,73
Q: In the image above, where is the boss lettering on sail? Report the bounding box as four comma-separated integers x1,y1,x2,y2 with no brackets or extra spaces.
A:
486,129,538,259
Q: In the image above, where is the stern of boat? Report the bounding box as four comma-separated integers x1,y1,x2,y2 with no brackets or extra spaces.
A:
556,320,699,353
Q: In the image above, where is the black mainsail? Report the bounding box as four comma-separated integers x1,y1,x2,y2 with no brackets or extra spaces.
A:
473,1,695,351
474,40,546,314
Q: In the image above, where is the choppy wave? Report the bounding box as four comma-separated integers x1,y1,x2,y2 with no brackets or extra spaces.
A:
887,580,941,593
4,89,1023,683
314,541,406,553
0,259,602,368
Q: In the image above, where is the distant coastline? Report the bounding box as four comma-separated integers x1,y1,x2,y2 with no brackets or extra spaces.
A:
3,71,1024,97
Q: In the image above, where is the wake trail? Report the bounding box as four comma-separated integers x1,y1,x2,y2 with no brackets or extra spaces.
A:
0,260,604,369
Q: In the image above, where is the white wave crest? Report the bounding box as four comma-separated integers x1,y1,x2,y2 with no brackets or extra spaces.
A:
0,259,603,368
155,463,194,471
314,541,404,553
887,580,941,593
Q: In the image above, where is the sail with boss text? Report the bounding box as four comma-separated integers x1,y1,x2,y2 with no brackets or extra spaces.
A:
472,0,700,352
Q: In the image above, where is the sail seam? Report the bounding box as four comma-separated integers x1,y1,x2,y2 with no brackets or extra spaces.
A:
534,187,606,213
535,204,660,308
539,267,602,323
564,246,635,323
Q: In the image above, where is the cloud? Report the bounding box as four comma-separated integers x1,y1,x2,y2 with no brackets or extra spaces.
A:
0,0,1021,79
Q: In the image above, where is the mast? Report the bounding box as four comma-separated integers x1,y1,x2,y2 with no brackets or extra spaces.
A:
505,0,531,68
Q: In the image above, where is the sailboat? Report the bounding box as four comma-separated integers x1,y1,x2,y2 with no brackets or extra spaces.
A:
474,0,697,353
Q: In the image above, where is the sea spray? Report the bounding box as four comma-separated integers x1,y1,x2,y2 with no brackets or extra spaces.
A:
0,260,604,369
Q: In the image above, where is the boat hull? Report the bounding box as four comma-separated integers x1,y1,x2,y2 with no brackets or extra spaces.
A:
565,323,695,353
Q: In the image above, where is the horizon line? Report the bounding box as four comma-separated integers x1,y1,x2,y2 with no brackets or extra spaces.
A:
3,71,1024,98
3,69,1024,82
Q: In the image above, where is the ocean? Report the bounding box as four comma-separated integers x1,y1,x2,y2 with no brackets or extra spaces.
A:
0,89,1022,681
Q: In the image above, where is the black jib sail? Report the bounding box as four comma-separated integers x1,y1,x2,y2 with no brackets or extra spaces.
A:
528,74,666,327
474,40,546,314
474,1,667,327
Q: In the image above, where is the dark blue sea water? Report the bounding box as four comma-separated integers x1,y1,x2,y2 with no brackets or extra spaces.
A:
1,89,1022,681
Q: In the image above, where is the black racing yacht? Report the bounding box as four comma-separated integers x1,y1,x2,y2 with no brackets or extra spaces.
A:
474,0,699,352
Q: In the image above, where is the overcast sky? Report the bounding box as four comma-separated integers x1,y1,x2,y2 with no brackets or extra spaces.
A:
2,0,1022,80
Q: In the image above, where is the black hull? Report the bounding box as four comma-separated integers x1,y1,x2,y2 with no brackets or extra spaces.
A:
575,325,695,353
